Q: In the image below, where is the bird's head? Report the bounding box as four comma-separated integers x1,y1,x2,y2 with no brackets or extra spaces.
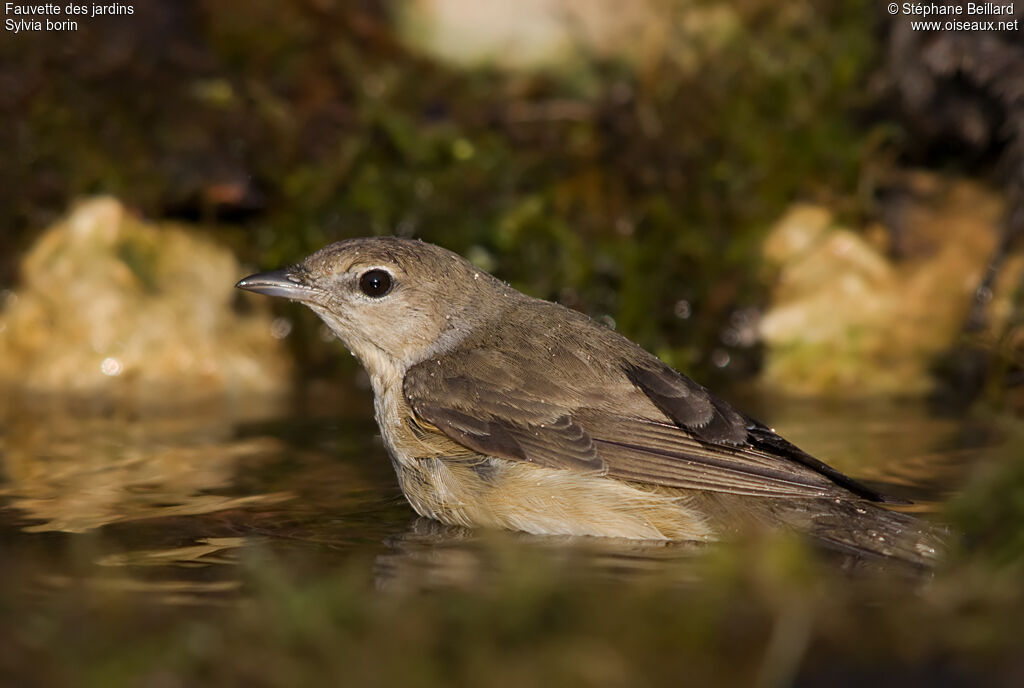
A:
236,237,509,380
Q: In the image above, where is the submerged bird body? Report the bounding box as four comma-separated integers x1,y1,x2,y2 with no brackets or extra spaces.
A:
238,238,941,563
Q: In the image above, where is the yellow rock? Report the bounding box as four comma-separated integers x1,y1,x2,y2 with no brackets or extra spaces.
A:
0,197,291,403
759,175,1016,397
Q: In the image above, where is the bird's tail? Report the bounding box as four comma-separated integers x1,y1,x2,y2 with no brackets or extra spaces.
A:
777,498,948,568
693,492,948,568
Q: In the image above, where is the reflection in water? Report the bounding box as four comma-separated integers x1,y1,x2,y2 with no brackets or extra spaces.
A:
95,537,247,568
371,515,942,593
0,387,395,604
0,389,1006,603
0,396,292,533
374,518,710,592
41,574,242,607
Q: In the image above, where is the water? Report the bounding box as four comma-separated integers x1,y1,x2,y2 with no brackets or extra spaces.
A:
0,387,992,589
0,384,1015,685
0,386,406,600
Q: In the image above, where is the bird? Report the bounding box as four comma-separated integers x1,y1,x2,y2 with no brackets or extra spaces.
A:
237,237,943,565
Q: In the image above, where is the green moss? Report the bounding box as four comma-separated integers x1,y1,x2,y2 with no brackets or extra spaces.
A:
947,421,1024,568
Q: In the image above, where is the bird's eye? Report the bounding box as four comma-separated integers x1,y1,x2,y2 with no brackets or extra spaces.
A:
358,269,393,298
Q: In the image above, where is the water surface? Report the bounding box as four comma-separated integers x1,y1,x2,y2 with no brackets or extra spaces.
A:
0,384,1015,686
0,386,995,591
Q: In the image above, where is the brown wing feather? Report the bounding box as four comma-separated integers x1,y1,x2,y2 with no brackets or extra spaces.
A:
403,330,887,500
621,361,748,445
623,360,897,503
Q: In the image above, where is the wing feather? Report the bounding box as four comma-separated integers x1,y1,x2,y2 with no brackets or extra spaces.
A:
403,316,890,502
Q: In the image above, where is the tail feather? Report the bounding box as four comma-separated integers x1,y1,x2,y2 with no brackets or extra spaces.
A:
798,499,947,567
691,492,948,568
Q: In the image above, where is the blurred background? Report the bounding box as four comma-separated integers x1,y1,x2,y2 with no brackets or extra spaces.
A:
2,1,1024,686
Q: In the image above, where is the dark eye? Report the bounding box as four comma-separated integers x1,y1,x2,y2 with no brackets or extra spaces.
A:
358,269,393,297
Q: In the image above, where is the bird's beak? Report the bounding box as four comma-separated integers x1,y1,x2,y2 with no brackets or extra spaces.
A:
235,268,319,303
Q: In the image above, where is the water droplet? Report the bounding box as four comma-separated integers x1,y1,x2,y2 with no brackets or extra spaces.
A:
723,308,761,347
270,317,292,340
100,357,123,376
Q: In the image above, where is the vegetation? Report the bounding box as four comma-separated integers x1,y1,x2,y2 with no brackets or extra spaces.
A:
3,0,881,381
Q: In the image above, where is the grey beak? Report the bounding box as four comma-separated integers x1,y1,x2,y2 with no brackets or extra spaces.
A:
235,268,317,302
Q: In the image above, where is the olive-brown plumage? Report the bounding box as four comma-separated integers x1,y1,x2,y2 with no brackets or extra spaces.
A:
237,237,943,564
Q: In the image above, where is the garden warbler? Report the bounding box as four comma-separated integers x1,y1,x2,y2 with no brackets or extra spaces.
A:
237,237,942,564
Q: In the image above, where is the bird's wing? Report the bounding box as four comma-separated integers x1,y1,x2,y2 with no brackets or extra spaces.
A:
403,342,889,501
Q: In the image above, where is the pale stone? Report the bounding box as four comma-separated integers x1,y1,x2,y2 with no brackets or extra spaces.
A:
758,174,1016,397
0,197,291,403
398,0,738,72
